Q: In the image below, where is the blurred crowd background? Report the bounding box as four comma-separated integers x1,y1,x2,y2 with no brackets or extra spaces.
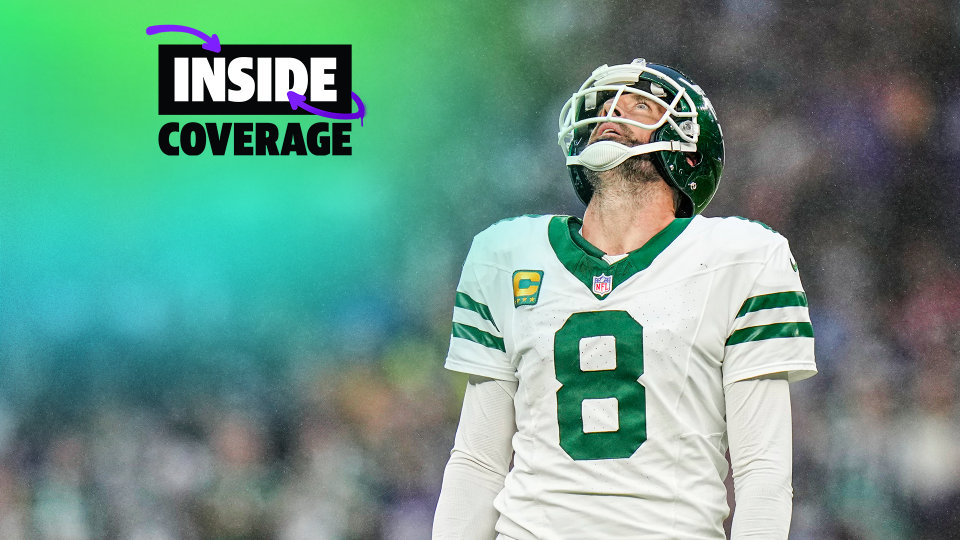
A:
3,0,960,539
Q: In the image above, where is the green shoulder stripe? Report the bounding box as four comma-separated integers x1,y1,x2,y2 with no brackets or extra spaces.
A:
736,291,808,318
452,322,506,352
495,214,544,225
455,291,498,330
726,322,813,346
732,216,778,233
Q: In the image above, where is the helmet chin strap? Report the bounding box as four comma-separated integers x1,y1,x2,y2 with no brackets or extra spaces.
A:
567,140,697,172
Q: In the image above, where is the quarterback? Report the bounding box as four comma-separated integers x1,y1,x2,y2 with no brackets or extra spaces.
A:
432,59,816,540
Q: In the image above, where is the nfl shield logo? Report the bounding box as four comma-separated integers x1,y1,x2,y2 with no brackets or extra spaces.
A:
592,274,613,296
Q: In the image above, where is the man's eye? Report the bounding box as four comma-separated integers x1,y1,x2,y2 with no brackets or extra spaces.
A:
636,102,649,110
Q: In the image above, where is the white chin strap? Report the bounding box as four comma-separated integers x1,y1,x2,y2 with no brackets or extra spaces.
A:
566,140,697,172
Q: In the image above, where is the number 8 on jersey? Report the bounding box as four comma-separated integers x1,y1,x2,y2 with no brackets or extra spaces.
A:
555,310,646,461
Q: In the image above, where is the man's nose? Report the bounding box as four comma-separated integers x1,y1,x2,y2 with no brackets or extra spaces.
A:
602,100,623,117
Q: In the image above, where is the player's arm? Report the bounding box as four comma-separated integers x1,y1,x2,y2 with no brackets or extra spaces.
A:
721,234,817,539
725,372,792,540
435,226,518,539
433,375,518,540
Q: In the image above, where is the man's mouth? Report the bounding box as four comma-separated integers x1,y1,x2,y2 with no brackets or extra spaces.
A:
594,122,623,139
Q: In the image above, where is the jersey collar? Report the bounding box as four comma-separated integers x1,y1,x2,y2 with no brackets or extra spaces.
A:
548,215,692,300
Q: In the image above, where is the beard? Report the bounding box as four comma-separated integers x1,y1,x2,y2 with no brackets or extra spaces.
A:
583,134,663,198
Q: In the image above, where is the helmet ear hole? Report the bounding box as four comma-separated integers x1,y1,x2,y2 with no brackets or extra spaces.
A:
686,152,702,167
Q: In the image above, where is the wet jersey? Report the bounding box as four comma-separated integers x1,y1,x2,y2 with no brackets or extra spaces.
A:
444,214,816,540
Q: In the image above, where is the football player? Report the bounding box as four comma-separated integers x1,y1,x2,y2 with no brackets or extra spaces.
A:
432,59,816,540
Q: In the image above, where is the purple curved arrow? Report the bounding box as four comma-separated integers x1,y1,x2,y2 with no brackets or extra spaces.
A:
287,91,366,126
146,25,220,53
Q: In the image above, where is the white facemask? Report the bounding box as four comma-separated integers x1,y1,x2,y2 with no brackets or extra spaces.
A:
566,139,697,172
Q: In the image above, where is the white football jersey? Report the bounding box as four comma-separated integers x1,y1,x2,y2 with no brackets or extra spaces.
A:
444,214,817,540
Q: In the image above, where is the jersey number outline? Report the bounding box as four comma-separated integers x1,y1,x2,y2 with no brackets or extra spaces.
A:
554,310,646,461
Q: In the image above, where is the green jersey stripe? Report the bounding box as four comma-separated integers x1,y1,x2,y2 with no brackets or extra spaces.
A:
726,322,814,346
736,291,808,318
455,291,499,330
452,322,506,352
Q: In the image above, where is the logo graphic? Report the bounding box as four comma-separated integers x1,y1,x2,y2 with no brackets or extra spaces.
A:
146,24,221,52
592,274,613,296
513,270,544,307
148,25,365,156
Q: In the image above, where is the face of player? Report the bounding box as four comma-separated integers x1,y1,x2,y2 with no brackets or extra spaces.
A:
589,93,667,146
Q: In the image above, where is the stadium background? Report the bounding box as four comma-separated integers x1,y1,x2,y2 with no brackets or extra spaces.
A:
1,0,959,538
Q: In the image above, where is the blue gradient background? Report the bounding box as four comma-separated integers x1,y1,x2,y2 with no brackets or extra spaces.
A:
0,0,472,400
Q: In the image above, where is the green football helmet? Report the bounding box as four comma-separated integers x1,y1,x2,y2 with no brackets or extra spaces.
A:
558,59,724,217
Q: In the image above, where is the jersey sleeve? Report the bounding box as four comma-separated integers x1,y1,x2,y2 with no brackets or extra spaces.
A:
444,234,517,381
721,238,817,387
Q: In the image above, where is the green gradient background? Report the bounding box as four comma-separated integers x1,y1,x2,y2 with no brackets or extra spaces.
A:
0,0,502,403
